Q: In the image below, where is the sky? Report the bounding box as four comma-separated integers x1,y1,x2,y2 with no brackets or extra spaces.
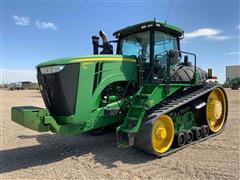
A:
1,0,239,83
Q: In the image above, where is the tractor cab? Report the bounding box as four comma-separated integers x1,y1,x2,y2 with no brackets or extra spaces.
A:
114,20,183,84
91,20,205,85
112,20,204,85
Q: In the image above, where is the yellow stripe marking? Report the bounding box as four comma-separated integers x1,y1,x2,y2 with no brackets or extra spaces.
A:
70,57,136,63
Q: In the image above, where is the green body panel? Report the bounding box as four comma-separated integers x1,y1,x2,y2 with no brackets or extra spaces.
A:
171,111,197,133
12,55,138,135
139,84,192,108
37,55,136,67
116,84,192,137
53,56,137,133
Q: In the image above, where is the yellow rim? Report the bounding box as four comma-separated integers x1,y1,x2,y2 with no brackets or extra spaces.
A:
152,115,174,154
206,88,227,133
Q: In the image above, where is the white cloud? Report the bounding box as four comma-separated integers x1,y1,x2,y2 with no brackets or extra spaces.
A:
1,69,37,84
226,52,240,55
36,20,58,30
185,28,220,38
185,28,230,41
13,15,30,26
207,36,231,41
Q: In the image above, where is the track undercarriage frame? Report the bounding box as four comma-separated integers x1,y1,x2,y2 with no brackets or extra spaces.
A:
117,83,228,156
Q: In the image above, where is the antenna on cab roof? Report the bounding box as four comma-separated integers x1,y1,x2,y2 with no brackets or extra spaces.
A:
164,0,174,25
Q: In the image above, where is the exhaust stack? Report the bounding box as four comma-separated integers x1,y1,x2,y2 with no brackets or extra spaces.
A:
99,30,109,44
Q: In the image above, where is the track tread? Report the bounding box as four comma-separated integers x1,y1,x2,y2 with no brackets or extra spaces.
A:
134,83,228,157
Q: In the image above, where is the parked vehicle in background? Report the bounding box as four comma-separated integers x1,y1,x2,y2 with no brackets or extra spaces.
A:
22,81,39,90
8,82,39,90
8,82,23,90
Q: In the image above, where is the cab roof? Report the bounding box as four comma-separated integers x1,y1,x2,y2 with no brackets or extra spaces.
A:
113,20,184,38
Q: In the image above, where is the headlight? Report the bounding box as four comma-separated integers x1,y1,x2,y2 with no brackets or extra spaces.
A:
40,65,65,74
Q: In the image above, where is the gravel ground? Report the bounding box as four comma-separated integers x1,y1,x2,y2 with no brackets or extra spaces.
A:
0,88,239,179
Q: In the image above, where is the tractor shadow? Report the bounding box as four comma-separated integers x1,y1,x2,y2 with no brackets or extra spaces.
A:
0,132,155,174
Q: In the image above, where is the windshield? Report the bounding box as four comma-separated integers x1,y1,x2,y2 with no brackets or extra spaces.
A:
155,32,178,52
119,31,150,62
154,31,178,65
119,31,178,63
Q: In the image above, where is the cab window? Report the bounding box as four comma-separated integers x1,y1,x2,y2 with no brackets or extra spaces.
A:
119,31,150,62
154,32,178,65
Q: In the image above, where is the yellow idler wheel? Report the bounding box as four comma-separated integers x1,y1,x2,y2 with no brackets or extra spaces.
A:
206,87,227,133
151,115,174,154
134,114,174,156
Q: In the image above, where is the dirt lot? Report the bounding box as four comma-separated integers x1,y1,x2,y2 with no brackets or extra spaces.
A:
0,88,239,179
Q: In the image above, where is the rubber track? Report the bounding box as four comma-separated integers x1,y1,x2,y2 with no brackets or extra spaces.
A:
134,83,228,157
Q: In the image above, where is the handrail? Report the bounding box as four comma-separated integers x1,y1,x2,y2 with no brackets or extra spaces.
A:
145,50,169,81
141,49,197,84
179,50,197,83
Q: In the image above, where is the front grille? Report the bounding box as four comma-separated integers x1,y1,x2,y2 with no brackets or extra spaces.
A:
37,64,80,116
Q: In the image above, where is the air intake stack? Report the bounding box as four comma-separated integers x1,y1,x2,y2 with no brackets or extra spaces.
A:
91,35,100,55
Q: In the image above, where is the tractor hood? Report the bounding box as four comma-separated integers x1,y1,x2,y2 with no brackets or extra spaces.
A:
36,54,137,119
36,55,136,68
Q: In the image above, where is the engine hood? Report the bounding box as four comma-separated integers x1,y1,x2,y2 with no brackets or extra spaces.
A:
36,55,136,68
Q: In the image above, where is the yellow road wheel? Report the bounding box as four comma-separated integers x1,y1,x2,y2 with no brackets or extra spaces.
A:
206,87,227,133
151,115,174,154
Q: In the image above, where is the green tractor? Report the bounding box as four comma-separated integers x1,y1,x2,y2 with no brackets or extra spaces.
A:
229,77,240,90
12,20,228,157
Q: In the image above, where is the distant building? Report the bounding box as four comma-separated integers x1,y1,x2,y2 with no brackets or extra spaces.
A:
226,65,240,81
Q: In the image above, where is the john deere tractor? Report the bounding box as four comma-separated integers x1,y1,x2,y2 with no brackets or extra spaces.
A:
12,20,228,156
229,77,240,90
